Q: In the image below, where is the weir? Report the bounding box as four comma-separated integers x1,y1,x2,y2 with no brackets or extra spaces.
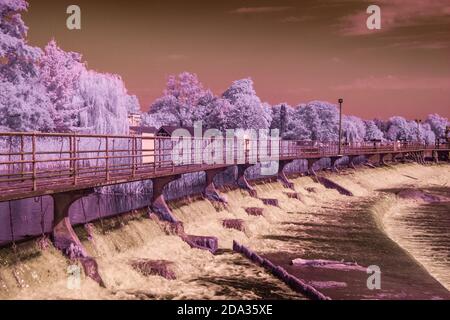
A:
203,168,228,203
0,131,448,290
150,175,182,223
330,156,341,172
236,164,257,197
52,189,93,257
51,189,104,286
277,160,295,190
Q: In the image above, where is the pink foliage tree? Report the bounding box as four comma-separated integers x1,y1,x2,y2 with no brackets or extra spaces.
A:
39,40,86,130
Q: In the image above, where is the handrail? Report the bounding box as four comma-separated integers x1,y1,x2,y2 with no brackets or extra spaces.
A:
0,131,448,202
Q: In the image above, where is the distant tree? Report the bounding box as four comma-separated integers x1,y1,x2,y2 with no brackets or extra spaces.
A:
271,104,290,132
192,92,231,131
165,72,206,107
417,122,436,145
126,95,140,114
148,72,209,127
0,0,55,132
294,101,339,142
74,70,131,135
385,116,416,142
0,79,55,131
222,78,271,130
364,120,384,141
39,40,85,130
425,114,449,140
0,0,41,83
343,115,366,143
373,118,389,136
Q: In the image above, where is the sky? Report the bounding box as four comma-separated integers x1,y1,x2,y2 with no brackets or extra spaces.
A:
24,0,450,120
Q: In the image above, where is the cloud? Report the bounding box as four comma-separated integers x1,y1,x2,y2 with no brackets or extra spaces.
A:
230,6,293,14
167,54,187,61
332,75,450,91
338,0,450,35
280,16,311,23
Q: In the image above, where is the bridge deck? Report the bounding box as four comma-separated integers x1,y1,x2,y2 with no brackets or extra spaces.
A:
0,132,448,202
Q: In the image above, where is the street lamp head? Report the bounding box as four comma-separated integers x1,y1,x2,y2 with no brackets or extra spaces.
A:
338,98,344,104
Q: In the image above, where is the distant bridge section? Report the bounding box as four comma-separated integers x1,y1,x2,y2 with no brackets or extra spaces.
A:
0,131,448,202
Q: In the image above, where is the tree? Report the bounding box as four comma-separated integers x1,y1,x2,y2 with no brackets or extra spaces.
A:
417,123,436,145
385,116,416,142
294,101,339,142
0,79,55,131
148,72,209,127
74,70,132,135
0,0,55,132
343,115,366,143
425,114,449,140
39,40,85,130
222,78,271,130
0,0,41,83
192,92,231,131
364,120,384,141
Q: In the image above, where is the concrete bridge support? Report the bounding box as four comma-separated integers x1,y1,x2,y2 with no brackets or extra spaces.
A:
52,190,93,257
347,155,357,169
306,158,321,181
379,153,388,166
366,154,383,166
51,189,104,286
277,160,295,190
236,164,257,197
330,156,341,172
203,168,228,203
151,175,181,223
391,153,399,163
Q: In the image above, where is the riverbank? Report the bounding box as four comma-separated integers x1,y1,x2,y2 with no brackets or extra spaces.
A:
0,163,449,299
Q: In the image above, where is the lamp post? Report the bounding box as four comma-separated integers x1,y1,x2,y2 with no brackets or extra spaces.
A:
338,98,343,155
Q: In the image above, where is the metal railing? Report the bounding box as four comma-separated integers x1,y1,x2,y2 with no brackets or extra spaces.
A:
0,131,448,202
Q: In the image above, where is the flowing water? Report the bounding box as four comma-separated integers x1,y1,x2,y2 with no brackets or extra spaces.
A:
0,163,449,299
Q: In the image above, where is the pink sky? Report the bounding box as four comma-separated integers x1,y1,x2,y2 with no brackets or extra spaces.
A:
25,0,450,120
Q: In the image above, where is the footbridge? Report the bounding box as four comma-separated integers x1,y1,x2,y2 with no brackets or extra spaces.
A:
0,131,448,282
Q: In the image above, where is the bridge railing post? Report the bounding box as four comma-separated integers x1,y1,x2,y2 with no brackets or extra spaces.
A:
31,132,37,191
105,136,109,181
132,135,136,178
73,133,78,185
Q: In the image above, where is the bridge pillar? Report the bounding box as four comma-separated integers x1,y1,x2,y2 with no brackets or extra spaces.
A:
236,164,257,197
52,189,104,286
437,150,449,162
278,160,295,190
347,155,357,169
307,158,318,174
52,189,93,257
391,153,399,163
204,168,228,203
365,154,378,167
151,175,181,223
330,156,341,172
379,153,388,166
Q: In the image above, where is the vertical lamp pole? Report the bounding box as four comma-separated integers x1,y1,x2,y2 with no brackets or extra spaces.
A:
338,98,344,155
